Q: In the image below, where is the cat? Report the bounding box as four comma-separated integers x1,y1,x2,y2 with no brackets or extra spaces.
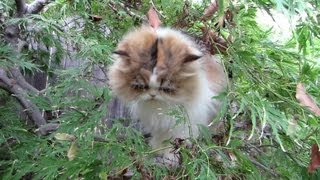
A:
108,25,226,165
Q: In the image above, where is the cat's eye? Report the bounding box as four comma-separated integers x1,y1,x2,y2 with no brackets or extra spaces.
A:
132,83,149,90
159,87,175,93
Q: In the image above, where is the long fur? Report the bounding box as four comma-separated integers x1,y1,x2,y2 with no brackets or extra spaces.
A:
108,26,226,164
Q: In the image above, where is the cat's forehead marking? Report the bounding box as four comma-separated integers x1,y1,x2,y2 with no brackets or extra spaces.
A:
149,68,160,88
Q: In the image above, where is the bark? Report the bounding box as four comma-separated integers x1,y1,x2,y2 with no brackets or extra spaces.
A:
105,98,130,127
0,69,46,126
36,123,60,135
9,67,40,93
15,0,26,17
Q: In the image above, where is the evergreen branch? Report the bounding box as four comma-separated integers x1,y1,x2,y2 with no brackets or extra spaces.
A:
0,0,53,131
109,1,146,21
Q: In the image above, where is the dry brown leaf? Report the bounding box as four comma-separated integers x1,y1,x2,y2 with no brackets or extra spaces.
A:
202,0,219,21
200,26,228,54
89,15,103,22
308,144,320,173
227,151,237,167
147,7,161,29
296,83,320,116
67,141,78,161
55,133,76,141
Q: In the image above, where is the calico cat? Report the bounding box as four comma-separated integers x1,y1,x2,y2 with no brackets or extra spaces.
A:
108,25,226,164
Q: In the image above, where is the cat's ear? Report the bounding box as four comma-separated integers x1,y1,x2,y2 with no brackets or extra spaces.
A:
113,50,129,57
183,54,202,63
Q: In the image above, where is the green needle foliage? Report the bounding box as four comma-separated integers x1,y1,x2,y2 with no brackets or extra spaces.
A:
0,0,320,179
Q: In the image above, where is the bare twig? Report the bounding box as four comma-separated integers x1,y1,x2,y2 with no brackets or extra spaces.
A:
149,0,165,18
249,157,279,177
262,6,276,23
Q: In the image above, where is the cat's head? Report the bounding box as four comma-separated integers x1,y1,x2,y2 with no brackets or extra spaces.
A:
108,26,203,104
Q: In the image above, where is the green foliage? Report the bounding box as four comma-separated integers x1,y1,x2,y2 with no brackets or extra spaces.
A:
0,41,39,72
1,0,320,179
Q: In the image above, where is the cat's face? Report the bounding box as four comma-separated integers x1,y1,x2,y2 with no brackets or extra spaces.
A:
108,26,203,104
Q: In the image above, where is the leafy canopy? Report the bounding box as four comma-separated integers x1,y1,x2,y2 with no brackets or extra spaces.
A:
0,0,320,179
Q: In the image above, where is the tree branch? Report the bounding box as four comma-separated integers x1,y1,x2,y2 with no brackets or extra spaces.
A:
0,0,56,133
15,0,26,17
0,69,46,127
9,67,40,94
0,82,8,90
36,123,60,135
26,0,52,14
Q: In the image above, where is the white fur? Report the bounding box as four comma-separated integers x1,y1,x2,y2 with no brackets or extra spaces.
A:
120,27,223,164
130,60,219,162
149,68,160,88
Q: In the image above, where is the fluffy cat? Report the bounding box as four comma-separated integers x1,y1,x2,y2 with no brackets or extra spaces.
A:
108,25,226,164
